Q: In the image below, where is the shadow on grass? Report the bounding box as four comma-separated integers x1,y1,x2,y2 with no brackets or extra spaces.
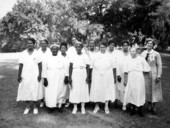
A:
0,55,170,128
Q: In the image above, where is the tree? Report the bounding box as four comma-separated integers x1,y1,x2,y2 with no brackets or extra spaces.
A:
0,0,169,52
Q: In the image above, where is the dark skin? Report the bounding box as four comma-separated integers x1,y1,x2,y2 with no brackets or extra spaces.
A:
41,40,48,52
118,42,129,83
43,46,69,86
69,43,90,89
89,41,95,52
44,46,58,87
18,40,42,83
113,68,117,84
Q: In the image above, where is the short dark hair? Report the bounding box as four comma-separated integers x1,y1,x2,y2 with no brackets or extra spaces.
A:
108,40,116,46
100,42,107,47
28,38,36,45
122,40,129,46
42,39,48,44
145,38,155,46
60,42,68,50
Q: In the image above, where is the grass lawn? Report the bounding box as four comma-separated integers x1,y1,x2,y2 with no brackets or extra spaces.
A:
0,53,170,128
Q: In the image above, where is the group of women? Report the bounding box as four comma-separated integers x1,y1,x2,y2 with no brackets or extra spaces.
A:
17,37,162,117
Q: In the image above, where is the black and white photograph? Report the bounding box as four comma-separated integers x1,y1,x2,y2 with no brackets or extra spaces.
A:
0,0,170,128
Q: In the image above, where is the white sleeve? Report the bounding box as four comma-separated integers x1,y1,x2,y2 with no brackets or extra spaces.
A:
64,58,69,76
142,57,151,72
36,52,42,63
111,56,116,69
85,54,90,65
18,52,24,64
42,60,47,78
116,58,121,76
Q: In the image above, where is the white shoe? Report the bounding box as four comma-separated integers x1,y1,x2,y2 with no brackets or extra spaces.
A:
72,107,77,114
23,108,30,115
122,105,126,111
93,106,100,114
65,103,70,108
81,107,86,114
58,103,62,108
105,107,110,114
40,102,44,108
33,108,38,115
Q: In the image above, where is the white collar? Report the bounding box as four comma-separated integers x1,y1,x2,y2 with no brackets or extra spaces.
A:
146,49,154,54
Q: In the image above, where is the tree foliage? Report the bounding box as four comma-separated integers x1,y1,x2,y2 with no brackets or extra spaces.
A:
0,0,170,52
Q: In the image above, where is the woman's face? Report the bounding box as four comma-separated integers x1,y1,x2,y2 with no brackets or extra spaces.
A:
60,45,67,54
51,47,59,56
123,43,129,52
41,40,48,49
147,41,153,50
72,38,77,46
89,42,95,51
109,43,115,51
100,44,107,53
130,48,137,58
75,43,82,54
27,40,34,50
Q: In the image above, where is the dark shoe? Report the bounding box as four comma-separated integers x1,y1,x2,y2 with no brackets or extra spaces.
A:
48,108,55,113
138,107,145,117
113,100,119,109
151,109,157,115
57,108,63,113
130,109,136,116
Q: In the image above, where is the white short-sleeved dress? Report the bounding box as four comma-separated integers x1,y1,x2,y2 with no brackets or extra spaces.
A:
123,56,150,107
37,48,51,100
116,52,130,103
88,51,97,69
69,53,90,104
90,52,116,103
17,49,42,101
107,50,121,100
60,54,70,100
43,55,68,108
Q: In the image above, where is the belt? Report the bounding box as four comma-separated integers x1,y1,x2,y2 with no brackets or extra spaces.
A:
74,66,85,69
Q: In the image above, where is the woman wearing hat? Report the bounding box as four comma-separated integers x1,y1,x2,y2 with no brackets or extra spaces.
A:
43,44,69,112
141,39,163,115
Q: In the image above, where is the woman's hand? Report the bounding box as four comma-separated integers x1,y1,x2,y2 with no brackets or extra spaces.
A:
38,75,41,82
155,77,161,83
18,76,22,83
124,81,127,87
64,76,69,84
117,76,121,82
86,77,90,85
68,77,72,89
43,78,48,87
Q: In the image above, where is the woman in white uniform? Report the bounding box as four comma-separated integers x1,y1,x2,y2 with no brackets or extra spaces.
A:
116,41,130,106
43,44,69,112
90,42,116,114
17,38,42,115
107,40,121,108
60,42,70,108
123,47,150,117
69,42,90,114
37,39,51,107
88,40,97,93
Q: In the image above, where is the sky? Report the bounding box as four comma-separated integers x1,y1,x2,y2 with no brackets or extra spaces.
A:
0,0,17,19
